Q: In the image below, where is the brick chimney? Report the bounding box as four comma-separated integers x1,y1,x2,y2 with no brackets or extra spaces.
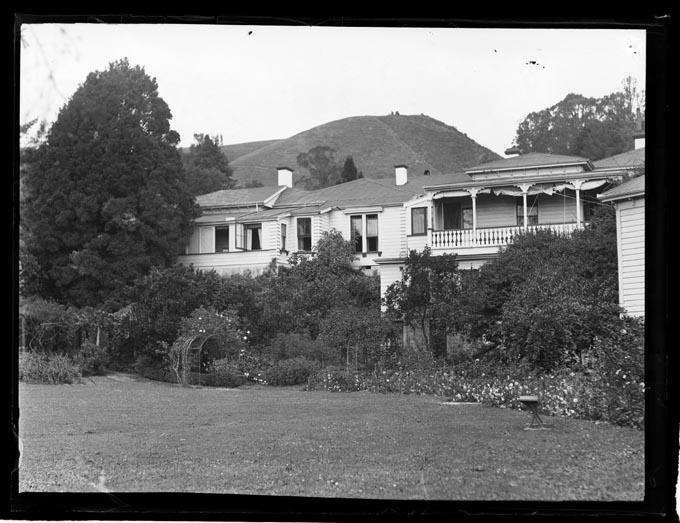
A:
395,165,408,186
277,167,293,188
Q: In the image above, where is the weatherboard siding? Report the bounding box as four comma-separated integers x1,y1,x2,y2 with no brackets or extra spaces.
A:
474,195,517,228
177,250,281,276
379,264,404,311
616,198,645,317
378,207,403,259
537,194,580,224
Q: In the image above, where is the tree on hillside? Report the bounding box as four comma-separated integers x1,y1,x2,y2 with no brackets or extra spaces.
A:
182,133,236,195
21,58,198,309
512,76,644,161
336,155,360,184
296,145,342,189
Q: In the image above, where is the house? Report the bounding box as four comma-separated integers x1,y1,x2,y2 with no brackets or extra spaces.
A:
177,152,632,307
597,175,645,318
596,134,645,319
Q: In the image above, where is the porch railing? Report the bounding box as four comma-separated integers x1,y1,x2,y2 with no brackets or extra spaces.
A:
431,222,580,249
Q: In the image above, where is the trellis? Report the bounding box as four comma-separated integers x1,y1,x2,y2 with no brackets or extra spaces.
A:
170,334,219,386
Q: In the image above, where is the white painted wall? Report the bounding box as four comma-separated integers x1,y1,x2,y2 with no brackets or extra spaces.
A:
615,198,645,317
177,249,286,276
378,264,404,311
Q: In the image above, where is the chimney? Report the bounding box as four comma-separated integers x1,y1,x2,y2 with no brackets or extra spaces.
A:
395,165,408,186
633,108,645,150
277,167,293,188
504,146,521,156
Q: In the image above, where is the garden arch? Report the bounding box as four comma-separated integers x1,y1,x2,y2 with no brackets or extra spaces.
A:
171,334,221,386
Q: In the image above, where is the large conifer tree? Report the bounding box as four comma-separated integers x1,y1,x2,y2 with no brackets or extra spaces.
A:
22,59,198,308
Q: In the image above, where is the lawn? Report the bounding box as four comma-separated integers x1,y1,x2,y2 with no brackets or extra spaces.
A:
17,373,644,500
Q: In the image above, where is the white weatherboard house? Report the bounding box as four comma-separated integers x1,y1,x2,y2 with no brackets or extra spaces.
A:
598,173,645,318
177,151,638,307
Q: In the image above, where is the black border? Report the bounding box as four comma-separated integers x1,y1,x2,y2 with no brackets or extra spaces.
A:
7,11,673,522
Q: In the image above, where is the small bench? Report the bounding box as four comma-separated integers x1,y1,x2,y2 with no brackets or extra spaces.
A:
518,395,544,428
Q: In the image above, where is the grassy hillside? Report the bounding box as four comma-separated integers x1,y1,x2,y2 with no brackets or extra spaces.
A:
220,139,282,162
227,114,501,187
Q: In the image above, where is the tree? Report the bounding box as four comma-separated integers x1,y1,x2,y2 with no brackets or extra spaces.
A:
296,145,342,189
383,247,461,355
256,230,379,341
512,77,644,160
182,133,236,195
337,155,360,184
454,205,620,370
21,58,198,308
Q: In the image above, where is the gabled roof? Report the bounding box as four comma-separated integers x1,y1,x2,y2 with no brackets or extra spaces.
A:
195,171,472,212
196,186,285,207
466,152,591,173
598,174,645,202
593,148,645,171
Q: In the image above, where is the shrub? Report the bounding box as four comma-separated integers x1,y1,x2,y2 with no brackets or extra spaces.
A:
233,350,271,384
19,296,78,354
185,360,247,388
264,357,320,386
265,331,338,366
19,350,81,384
317,306,398,370
76,340,109,376
305,352,643,429
133,352,175,383
305,366,366,392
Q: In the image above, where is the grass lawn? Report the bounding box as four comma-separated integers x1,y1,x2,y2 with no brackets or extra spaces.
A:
18,373,644,500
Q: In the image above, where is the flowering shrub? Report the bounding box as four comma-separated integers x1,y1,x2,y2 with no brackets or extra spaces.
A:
264,357,320,386
304,366,366,392
233,349,271,384
305,357,643,429
185,359,247,388
19,350,82,384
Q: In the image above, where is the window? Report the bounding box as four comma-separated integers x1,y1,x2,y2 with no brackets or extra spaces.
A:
366,214,378,252
215,226,229,252
411,207,427,235
350,215,363,252
297,217,312,251
462,207,473,229
245,223,261,250
516,200,538,227
280,223,287,251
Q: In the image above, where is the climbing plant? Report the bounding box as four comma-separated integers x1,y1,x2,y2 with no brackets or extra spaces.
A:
167,306,245,385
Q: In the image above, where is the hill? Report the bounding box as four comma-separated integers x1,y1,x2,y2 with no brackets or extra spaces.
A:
220,139,282,162
225,114,501,187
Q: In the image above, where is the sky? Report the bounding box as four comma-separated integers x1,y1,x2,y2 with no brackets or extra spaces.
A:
19,24,646,156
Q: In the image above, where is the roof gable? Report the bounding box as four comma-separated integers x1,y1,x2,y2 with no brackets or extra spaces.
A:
598,174,645,201
466,152,591,173
593,148,645,170
195,186,285,207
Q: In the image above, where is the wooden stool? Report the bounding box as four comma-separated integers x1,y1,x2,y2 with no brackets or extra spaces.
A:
518,395,544,428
